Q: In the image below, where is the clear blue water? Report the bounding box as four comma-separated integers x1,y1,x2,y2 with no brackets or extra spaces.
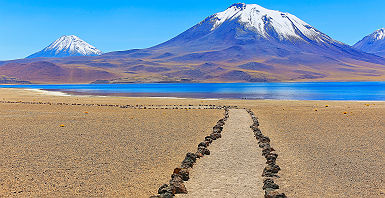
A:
1,82,385,100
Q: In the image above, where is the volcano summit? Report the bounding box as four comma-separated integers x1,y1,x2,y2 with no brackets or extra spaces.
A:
27,35,102,58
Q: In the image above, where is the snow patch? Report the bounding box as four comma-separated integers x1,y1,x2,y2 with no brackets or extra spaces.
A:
371,28,385,40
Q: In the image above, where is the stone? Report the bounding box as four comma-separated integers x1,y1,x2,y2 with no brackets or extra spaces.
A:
259,142,271,149
265,153,278,165
253,127,262,134
265,191,287,198
173,168,190,181
213,127,222,133
170,175,188,194
197,146,210,155
205,136,213,143
216,119,225,125
181,153,197,168
255,134,263,139
159,192,174,198
210,133,218,140
185,152,197,163
158,184,173,194
263,178,279,190
214,132,222,139
195,151,204,158
250,125,259,131
198,142,208,148
262,148,272,156
259,136,271,144
181,159,194,168
260,142,270,148
262,164,281,177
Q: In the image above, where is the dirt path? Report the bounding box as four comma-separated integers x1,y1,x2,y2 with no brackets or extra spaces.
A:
178,109,265,197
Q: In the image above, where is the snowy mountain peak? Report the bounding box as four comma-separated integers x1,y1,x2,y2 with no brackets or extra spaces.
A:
153,2,379,65
353,28,385,57
229,3,246,9
209,3,336,43
27,35,102,58
371,28,385,40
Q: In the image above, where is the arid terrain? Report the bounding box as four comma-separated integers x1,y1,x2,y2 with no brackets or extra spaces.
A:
0,89,223,197
253,101,385,197
0,89,384,197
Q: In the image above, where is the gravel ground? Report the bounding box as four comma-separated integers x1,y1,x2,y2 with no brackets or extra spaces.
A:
0,103,223,197
253,101,385,197
1,89,384,197
178,109,265,198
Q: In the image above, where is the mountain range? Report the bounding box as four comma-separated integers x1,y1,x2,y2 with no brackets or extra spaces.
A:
1,3,385,84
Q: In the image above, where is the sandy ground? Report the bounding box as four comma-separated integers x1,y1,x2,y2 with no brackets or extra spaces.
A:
178,109,265,197
253,101,385,197
0,88,384,197
0,90,223,197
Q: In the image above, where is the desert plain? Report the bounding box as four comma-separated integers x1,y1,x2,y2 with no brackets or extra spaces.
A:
0,88,384,197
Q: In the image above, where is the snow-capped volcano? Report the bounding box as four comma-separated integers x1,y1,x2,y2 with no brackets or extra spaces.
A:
353,28,385,57
153,3,345,51
27,35,102,58
210,3,337,43
145,2,385,66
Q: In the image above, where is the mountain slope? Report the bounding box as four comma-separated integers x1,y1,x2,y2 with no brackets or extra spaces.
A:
353,28,385,57
145,3,382,64
27,35,102,58
94,3,385,83
0,61,116,83
2,3,385,84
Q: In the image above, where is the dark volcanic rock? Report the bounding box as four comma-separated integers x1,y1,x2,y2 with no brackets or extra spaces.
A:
198,142,208,148
169,174,188,194
263,178,280,191
205,136,213,143
265,191,287,198
259,136,271,144
158,184,173,195
262,164,281,177
173,168,190,181
159,192,174,198
265,153,278,165
197,146,210,155
181,153,197,168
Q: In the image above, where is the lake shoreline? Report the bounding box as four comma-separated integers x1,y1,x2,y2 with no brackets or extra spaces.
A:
4,87,385,102
1,81,385,101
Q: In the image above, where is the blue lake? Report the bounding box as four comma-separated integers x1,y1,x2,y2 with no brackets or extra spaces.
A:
1,82,385,101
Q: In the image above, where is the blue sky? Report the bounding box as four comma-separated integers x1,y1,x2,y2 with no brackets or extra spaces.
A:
0,0,384,60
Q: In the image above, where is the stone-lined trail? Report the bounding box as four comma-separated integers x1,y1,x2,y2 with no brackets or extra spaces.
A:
178,109,265,197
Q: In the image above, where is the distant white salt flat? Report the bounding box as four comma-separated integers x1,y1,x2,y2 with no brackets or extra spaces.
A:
24,89,72,97
149,97,220,100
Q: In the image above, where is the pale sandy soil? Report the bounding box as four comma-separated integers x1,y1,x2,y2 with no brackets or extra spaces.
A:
178,109,265,198
0,89,384,197
0,89,223,197
252,101,385,197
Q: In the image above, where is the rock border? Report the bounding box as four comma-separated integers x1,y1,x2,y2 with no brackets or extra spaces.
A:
0,100,232,110
246,109,287,198
151,108,230,198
